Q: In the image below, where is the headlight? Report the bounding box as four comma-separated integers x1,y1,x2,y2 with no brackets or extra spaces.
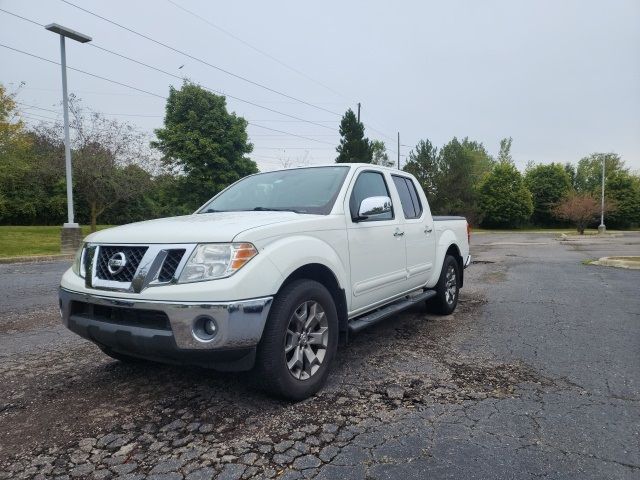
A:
178,243,258,283
71,244,86,278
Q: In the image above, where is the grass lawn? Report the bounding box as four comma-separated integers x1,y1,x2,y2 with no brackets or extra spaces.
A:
0,225,110,258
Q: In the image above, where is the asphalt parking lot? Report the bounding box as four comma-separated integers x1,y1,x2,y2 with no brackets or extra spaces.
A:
1,232,638,479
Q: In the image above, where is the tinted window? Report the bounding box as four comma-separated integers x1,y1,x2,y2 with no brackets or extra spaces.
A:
392,176,416,219
392,176,423,219
406,178,423,218
199,166,349,215
349,171,393,221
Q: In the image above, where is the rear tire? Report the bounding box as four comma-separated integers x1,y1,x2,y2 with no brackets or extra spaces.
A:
427,255,460,315
254,279,338,401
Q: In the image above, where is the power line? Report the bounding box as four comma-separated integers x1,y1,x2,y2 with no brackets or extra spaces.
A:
0,43,335,145
165,1,399,141
60,0,343,117
249,124,334,145
1,6,399,144
253,147,335,150
88,44,336,131
0,43,167,98
165,0,349,101
20,112,59,122
0,9,338,133
15,101,60,114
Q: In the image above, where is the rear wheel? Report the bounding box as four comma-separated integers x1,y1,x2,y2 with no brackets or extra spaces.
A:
254,279,338,401
427,255,460,315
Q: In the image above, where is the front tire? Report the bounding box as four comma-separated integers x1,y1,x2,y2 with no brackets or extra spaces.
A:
254,279,338,401
427,255,460,315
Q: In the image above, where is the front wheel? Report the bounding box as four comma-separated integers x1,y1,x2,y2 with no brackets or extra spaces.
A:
427,255,460,315
254,279,338,401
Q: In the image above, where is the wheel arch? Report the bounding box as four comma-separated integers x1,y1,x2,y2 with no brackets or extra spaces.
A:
444,243,464,288
277,263,348,339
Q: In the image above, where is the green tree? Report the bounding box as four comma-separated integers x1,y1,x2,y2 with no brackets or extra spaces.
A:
497,137,513,164
403,137,493,223
525,163,573,225
0,84,60,225
479,162,533,227
564,162,576,189
403,139,440,209
335,108,371,163
436,137,493,223
574,153,626,193
152,82,256,209
605,171,640,228
371,140,393,167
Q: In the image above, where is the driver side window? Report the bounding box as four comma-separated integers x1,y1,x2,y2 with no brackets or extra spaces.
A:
349,171,393,222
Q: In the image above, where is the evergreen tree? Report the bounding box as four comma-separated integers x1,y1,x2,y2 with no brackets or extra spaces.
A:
335,109,372,163
479,162,533,227
403,139,440,209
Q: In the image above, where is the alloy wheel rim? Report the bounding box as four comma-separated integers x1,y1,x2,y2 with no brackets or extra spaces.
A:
284,301,329,380
445,265,457,304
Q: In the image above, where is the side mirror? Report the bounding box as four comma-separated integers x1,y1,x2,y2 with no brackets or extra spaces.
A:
356,196,392,221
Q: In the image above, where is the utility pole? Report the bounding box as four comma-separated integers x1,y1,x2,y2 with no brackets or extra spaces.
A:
45,23,92,253
357,103,361,122
397,132,400,169
598,156,606,234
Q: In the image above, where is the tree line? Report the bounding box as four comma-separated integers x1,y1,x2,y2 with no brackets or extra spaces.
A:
336,107,640,232
1,82,638,232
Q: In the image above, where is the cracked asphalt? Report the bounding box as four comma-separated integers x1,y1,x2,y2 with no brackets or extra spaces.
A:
1,232,638,479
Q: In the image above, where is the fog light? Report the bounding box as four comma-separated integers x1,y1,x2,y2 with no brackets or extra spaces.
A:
193,316,218,342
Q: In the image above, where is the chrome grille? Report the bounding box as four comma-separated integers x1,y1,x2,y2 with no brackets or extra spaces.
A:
158,249,186,282
95,246,148,282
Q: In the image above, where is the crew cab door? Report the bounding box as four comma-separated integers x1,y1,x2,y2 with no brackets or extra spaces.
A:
391,174,437,290
346,170,407,313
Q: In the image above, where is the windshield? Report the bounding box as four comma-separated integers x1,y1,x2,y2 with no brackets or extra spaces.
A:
198,166,350,215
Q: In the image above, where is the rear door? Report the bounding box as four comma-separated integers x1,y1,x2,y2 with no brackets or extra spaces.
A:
346,169,407,313
391,174,436,290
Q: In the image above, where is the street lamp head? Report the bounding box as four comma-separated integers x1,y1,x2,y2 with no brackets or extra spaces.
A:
44,23,92,43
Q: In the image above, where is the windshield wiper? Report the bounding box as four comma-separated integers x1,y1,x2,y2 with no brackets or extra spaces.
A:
200,208,225,213
251,207,304,213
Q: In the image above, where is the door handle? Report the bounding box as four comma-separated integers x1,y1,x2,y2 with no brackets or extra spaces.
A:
424,226,433,233
394,231,405,237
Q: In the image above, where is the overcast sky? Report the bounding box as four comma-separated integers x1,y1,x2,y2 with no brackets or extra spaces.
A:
1,0,639,172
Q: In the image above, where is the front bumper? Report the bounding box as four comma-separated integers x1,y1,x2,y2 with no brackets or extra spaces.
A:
59,288,272,369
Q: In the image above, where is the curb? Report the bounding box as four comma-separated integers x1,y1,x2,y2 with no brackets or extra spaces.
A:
0,254,74,265
589,256,640,270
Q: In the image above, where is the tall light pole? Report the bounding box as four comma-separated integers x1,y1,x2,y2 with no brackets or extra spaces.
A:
598,156,606,234
44,23,92,253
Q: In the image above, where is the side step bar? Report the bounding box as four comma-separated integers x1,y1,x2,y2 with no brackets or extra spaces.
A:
348,289,437,334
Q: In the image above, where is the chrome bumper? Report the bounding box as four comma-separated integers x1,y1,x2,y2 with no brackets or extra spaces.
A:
464,255,472,268
59,288,272,351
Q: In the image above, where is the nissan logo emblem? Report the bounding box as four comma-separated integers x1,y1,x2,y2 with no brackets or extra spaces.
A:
107,252,127,275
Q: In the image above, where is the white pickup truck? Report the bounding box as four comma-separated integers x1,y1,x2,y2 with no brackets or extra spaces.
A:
60,164,470,400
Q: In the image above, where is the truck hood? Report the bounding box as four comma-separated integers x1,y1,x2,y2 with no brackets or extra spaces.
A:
85,211,302,244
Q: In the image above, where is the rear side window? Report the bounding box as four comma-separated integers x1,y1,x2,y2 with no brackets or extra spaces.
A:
392,175,423,219
349,171,393,221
